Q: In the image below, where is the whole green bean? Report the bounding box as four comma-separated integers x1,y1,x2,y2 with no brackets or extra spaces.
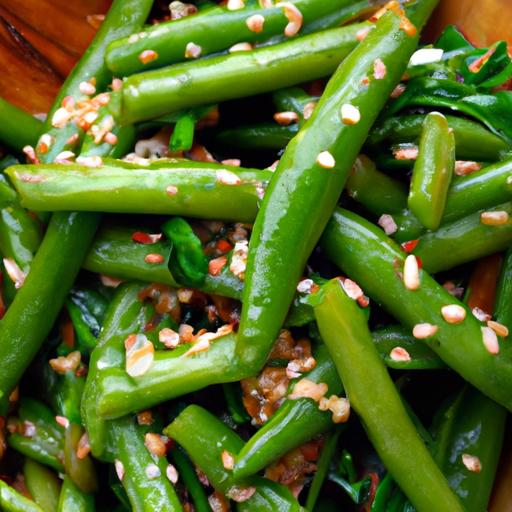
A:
414,202,512,273
408,112,455,230
321,208,512,410
311,279,464,511
23,458,61,512
216,123,298,150
368,114,511,161
0,98,42,153
0,480,44,512
237,5,437,371
107,0,375,76
7,160,269,222
119,23,366,124
57,477,95,512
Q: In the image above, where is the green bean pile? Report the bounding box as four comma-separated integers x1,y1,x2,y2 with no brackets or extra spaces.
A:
0,0,511,510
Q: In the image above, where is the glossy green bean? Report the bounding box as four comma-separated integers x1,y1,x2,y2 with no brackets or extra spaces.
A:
321,208,512,410
57,477,95,512
106,0,375,76
495,247,512,330
0,98,42,153
64,424,98,494
311,279,464,511
0,480,44,512
119,23,365,124
408,112,455,230
237,5,436,371
23,458,61,512
216,123,298,150
7,160,269,222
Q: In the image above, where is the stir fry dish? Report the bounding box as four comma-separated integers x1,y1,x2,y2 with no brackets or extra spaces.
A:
0,0,511,510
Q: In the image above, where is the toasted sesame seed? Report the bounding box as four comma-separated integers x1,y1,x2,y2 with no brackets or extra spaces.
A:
391,83,406,98
76,155,103,168
221,159,241,167
54,151,76,164
177,288,194,304
273,111,299,125
184,337,211,357
100,275,123,288
185,42,202,59
166,464,179,484
230,240,249,280
472,307,491,322
111,78,123,91
139,50,159,64
137,410,154,425
229,42,253,53
325,396,350,423
487,320,509,338
316,151,336,169
79,81,96,95
403,254,420,291
208,256,228,276
3,258,26,289
246,14,265,32
61,96,75,111
104,132,118,145
37,133,54,154
144,433,167,457
227,0,245,10
51,107,73,128
413,323,438,339
277,2,303,37
145,463,161,479
166,185,178,196
289,378,328,402
462,454,482,473
454,161,482,176
303,101,317,120
481,326,500,354
378,214,398,235
125,334,155,377
159,327,180,349
373,58,387,79
216,169,242,185
115,460,125,481
297,278,314,294
221,450,235,470
22,145,39,164
76,432,91,459
49,351,81,375
66,133,80,146
390,347,411,362
441,304,466,324
55,416,70,429
481,211,509,226
393,145,418,160
340,103,361,125
341,278,364,301
227,486,257,503
145,253,165,264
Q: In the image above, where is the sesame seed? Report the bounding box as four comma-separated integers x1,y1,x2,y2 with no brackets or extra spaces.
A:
472,307,491,322
77,432,91,459
66,133,79,146
481,211,509,226
461,454,482,473
409,48,444,66
277,2,303,37
22,145,39,164
125,333,155,377
144,433,167,457
341,278,364,301
229,42,253,53
403,254,420,291
111,78,123,91
393,145,418,160
316,151,336,169
227,486,257,503
303,101,317,120
273,111,299,125
159,327,180,349
216,169,242,185
227,0,245,10
145,253,165,264
391,83,406,98
55,416,70,429
79,81,96,95
54,151,76,164
389,347,411,362
230,240,249,280
49,351,81,375
340,104,361,125
115,460,125,481
208,256,228,277
145,463,161,479
356,26,371,41
166,185,178,196
246,14,265,33
166,464,179,484
378,214,398,235
51,107,73,128
413,323,438,339
177,288,194,304
454,161,482,176
221,159,241,167
139,50,159,64
3,258,26,289
61,96,75,111
184,337,211,357
373,58,387,79
137,410,154,425
185,42,202,59
76,155,103,168
104,132,118,145
441,304,466,324
37,133,53,154
289,378,328,402
221,450,235,470
481,326,500,354
297,278,314,294
100,275,123,288
487,320,509,338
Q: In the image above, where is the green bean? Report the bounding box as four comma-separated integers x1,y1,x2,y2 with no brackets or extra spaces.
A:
0,479,44,512
0,98,42,153
57,477,95,512
23,458,61,512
